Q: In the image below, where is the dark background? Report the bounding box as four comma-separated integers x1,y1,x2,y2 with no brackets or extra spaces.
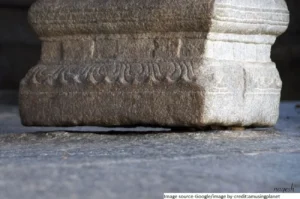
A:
0,0,299,100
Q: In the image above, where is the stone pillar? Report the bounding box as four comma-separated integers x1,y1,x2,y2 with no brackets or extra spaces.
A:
19,0,289,127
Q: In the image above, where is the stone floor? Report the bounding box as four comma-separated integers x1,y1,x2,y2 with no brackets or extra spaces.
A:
0,99,299,199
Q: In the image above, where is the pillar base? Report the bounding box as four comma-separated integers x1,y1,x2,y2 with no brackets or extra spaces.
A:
20,0,289,127
20,59,281,127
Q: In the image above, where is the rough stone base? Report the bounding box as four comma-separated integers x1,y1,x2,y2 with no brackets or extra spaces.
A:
19,0,289,127
19,59,281,127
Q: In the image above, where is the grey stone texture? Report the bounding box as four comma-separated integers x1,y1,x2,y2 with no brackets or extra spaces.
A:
19,0,290,127
0,102,299,198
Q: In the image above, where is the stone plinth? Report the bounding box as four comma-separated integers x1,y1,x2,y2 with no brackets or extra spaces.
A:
19,0,289,127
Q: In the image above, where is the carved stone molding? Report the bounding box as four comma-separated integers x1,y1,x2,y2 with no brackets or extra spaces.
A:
19,0,289,127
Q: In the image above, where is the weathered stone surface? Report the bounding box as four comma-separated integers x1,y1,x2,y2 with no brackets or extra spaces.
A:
19,0,290,127
0,102,300,198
